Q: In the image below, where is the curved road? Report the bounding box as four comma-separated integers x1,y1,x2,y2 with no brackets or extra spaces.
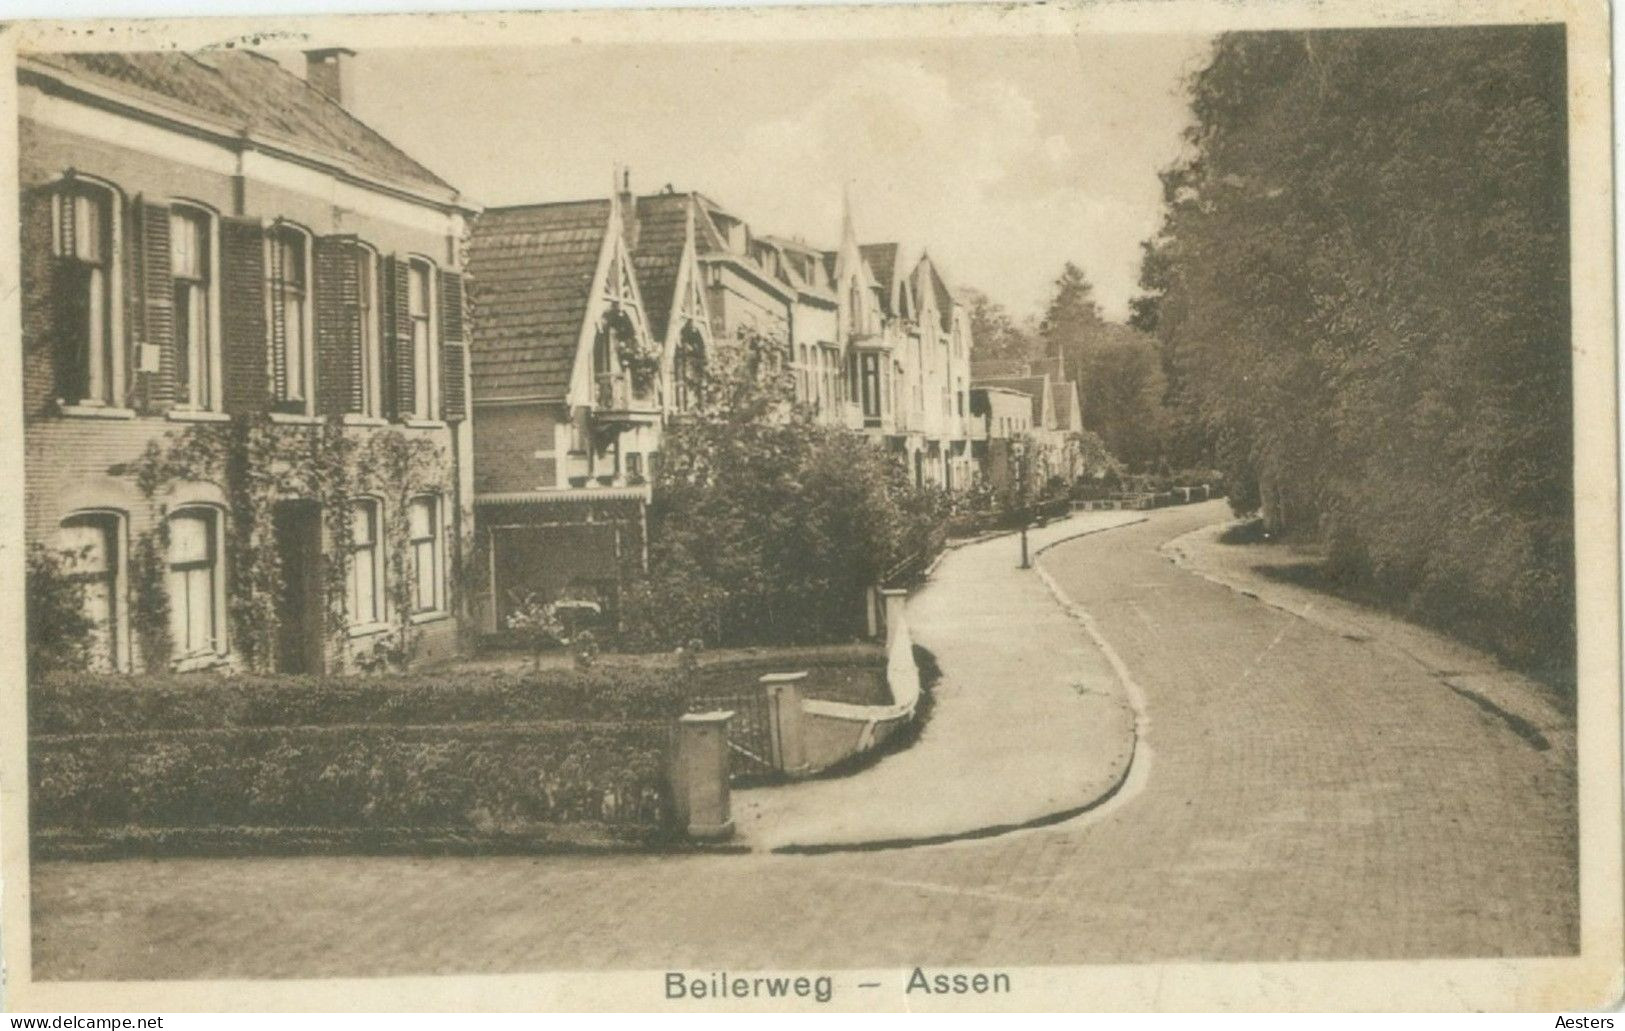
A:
32,504,1577,980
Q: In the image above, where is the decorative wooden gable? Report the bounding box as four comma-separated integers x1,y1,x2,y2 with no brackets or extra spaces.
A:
568,197,658,409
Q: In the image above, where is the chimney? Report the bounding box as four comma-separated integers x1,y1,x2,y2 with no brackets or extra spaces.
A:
618,168,640,250
304,48,356,106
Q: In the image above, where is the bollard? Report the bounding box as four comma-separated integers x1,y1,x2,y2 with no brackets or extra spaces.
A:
670,711,734,841
881,588,909,650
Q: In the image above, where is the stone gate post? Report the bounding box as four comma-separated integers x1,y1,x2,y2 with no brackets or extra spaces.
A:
669,711,734,841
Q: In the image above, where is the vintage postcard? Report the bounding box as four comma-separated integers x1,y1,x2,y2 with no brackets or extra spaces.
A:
0,0,1619,1013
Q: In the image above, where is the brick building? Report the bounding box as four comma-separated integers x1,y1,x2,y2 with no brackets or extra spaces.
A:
20,49,477,673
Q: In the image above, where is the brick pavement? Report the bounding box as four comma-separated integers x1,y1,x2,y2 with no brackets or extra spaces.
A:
30,502,1577,980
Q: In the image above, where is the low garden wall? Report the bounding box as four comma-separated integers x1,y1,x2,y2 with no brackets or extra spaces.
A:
796,590,921,774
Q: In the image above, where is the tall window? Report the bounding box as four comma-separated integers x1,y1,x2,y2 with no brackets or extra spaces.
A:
357,248,382,417
58,511,124,671
53,182,116,406
168,507,223,659
171,207,215,410
407,496,442,614
408,259,437,420
861,353,882,419
346,499,383,625
267,226,310,412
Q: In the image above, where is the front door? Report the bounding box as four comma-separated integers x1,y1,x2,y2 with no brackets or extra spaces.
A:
273,501,325,674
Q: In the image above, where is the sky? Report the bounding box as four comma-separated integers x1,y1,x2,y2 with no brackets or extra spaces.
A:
284,33,1211,322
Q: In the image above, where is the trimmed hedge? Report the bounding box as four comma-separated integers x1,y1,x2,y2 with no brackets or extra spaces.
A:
30,668,685,736
31,721,669,831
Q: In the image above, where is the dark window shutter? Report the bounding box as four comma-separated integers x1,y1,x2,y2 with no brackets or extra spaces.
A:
134,198,176,413
440,269,467,422
219,217,268,414
21,187,60,414
383,254,413,421
314,235,360,416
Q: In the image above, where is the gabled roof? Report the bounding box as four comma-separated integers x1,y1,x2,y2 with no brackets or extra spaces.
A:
923,259,955,332
467,200,611,401
1050,379,1082,431
859,243,899,314
26,51,456,196
631,192,694,343
973,374,1051,426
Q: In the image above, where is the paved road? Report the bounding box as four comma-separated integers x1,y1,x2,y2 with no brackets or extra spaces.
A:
31,503,1577,981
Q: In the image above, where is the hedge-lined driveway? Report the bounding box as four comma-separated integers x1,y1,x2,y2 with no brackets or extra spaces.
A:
30,502,1577,980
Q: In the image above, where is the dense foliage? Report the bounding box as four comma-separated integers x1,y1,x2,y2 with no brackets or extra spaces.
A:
1136,27,1572,676
32,722,667,832
30,667,688,734
26,545,95,675
623,329,948,649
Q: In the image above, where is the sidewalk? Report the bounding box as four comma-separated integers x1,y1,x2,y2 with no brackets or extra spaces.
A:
733,509,1148,852
1163,518,1575,772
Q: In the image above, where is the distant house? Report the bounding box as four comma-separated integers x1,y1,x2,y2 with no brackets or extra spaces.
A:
970,349,1089,486
20,48,477,673
466,177,685,631
969,385,1036,491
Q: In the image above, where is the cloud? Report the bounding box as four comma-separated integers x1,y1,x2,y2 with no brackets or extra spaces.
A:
718,57,1151,319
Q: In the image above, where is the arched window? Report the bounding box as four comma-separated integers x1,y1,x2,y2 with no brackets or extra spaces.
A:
168,506,226,660
346,498,384,626
57,510,127,671
267,224,313,413
170,202,220,412
52,176,122,407
407,257,439,420
407,495,443,615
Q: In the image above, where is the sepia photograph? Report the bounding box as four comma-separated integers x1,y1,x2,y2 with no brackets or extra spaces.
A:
0,0,1619,1013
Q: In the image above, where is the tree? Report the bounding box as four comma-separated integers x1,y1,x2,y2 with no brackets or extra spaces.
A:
623,327,948,649
1143,26,1572,677
1038,262,1106,363
1073,324,1170,471
962,287,1037,362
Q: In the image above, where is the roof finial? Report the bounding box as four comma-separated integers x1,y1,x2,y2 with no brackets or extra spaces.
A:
840,180,856,244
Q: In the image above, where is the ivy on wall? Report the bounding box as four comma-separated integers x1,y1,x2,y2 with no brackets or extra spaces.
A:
117,414,450,673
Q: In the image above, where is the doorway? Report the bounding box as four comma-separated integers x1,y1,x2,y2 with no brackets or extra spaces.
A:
273,500,325,674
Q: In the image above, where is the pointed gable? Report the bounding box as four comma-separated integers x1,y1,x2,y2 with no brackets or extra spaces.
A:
859,243,900,315
466,199,612,401
630,192,695,344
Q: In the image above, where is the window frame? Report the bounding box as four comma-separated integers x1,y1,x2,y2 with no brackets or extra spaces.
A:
406,494,444,618
406,256,440,421
355,244,383,419
50,176,124,409
57,509,129,672
265,222,316,415
166,505,228,664
345,496,387,629
169,201,223,413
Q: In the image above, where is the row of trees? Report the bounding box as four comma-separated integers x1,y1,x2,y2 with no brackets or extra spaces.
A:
1134,26,1572,678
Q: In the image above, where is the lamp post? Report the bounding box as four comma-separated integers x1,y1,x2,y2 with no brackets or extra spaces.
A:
1013,436,1032,569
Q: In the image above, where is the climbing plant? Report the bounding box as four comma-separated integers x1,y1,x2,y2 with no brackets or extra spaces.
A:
117,413,450,673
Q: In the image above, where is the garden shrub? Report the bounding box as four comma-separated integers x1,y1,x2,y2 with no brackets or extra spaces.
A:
31,721,668,831
30,667,686,735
